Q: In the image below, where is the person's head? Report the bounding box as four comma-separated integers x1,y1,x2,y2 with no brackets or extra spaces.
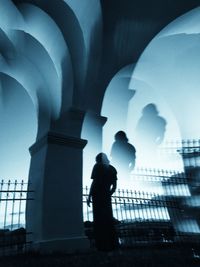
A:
114,131,128,142
142,103,158,116
95,153,110,165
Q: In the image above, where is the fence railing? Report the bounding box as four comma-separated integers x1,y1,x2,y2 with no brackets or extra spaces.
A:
0,139,200,252
83,165,200,246
158,139,200,168
0,180,34,255
159,139,200,153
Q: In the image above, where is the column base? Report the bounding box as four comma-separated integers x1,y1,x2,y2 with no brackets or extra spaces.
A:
31,236,90,254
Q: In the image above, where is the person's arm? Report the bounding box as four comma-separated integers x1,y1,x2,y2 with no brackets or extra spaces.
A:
87,180,94,207
87,164,98,207
129,145,136,171
110,180,117,195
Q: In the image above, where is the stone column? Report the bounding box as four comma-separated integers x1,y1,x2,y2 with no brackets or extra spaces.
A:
82,112,107,152
26,131,89,252
81,112,107,186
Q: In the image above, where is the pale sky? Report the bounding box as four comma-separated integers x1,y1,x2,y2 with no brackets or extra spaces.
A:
0,81,37,182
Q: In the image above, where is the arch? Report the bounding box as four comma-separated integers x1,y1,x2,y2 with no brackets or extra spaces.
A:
102,64,135,155
82,64,135,188
130,7,200,141
0,0,74,125
125,8,200,171
63,0,103,110
27,0,86,107
0,0,24,31
26,0,102,108
18,3,74,115
98,65,135,188
99,8,200,178
9,30,60,119
0,28,16,58
0,49,51,138
0,1,52,138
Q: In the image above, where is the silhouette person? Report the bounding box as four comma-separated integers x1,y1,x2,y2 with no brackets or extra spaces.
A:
87,153,119,251
135,103,166,152
110,131,136,183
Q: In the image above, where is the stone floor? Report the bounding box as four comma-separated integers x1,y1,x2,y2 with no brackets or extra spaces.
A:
1,245,200,267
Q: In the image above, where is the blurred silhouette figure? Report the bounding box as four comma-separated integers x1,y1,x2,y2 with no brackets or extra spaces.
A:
110,131,136,183
87,153,119,251
135,103,166,153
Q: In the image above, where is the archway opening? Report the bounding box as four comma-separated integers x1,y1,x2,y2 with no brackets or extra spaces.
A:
91,8,200,229
102,7,200,185
126,6,200,232
128,6,200,158
0,76,37,228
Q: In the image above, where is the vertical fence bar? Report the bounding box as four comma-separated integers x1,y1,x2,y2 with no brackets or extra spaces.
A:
113,194,119,221
10,180,17,231
17,180,24,228
130,190,135,221
126,189,132,221
122,189,128,221
118,189,123,221
0,180,3,228
4,180,10,229
0,180,3,202
84,186,89,221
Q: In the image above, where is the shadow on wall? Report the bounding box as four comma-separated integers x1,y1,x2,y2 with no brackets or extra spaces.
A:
134,103,167,167
110,131,136,186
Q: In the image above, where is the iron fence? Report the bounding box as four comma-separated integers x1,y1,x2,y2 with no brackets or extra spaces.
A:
83,165,200,247
158,139,200,168
0,139,200,253
0,180,33,255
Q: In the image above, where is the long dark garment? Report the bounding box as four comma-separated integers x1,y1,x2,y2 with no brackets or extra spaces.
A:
91,163,119,251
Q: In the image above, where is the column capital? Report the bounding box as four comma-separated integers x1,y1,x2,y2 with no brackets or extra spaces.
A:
30,132,87,155
84,111,107,127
